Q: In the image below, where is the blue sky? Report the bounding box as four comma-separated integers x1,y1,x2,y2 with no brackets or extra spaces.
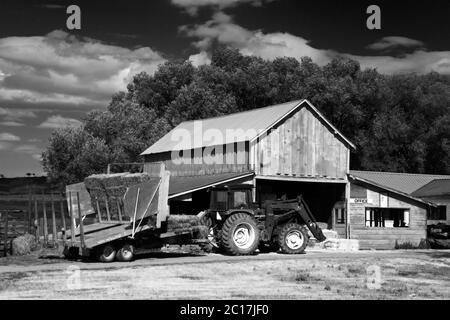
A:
0,0,449,177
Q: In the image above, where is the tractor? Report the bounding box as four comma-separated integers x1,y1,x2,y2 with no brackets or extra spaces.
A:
200,184,327,255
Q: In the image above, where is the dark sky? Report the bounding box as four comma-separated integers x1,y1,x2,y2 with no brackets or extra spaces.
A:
0,0,449,177
1,0,449,54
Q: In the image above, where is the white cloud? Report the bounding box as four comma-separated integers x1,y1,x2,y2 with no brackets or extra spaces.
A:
15,144,40,153
367,36,424,51
181,12,334,65
172,0,272,15
0,121,25,127
37,115,82,129
14,144,43,161
0,30,166,109
0,141,11,150
32,153,43,161
182,13,450,74
346,51,450,75
0,132,20,141
189,51,211,66
0,107,36,120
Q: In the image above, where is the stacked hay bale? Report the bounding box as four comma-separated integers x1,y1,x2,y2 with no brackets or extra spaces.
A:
166,215,208,240
84,173,153,220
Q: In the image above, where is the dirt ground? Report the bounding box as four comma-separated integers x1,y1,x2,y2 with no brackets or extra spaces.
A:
0,247,449,299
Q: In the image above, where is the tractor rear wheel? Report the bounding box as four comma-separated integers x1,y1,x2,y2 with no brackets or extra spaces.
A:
96,244,117,262
277,223,309,254
116,243,135,262
221,212,260,255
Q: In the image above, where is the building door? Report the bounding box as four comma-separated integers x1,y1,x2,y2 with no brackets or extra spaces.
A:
332,201,347,238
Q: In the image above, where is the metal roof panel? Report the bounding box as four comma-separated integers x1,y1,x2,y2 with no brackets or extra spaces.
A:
349,170,450,195
141,99,355,155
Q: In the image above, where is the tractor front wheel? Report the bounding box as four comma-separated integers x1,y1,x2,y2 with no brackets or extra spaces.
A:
221,213,260,255
277,223,309,254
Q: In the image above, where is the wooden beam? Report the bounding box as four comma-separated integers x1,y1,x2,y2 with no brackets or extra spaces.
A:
156,163,170,229
42,193,48,246
96,198,102,223
27,187,32,234
132,187,140,238
117,198,122,222
34,196,39,242
3,212,8,257
76,192,85,248
105,197,111,221
60,197,67,245
69,192,75,245
51,194,57,246
255,175,347,184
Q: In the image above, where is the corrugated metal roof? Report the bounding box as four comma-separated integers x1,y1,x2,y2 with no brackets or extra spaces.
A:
141,99,355,155
349,170,450,195
169,171,254,198
411,179,450,197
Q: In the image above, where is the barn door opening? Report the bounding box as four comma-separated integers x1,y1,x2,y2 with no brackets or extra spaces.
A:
255,178,346,229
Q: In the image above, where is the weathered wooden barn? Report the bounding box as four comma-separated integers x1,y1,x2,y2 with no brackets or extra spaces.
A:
142,99,355,235
141,99,445,249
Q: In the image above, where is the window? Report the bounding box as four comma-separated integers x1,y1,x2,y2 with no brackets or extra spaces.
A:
232,191,248,209
214,191,228,211
429,205,447,220
334,207,346,224
365,208,410,228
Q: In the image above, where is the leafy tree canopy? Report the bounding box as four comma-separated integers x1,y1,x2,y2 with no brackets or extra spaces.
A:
42,46,450,185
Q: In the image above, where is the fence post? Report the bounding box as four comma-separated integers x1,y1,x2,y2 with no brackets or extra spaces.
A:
34,196,39,243
3,212,8,257
42,193,48,247
28,187,32,234
51,193,57,246
60,196,67,245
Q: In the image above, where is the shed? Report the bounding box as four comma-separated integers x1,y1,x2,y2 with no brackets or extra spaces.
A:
412,179,450,224
347,172,436,249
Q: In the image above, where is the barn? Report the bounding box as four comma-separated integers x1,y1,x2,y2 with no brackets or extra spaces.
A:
141,99,439,249
142,99,354,235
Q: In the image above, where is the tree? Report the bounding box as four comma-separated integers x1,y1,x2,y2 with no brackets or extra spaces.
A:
42,127,112,185
42,46,450,183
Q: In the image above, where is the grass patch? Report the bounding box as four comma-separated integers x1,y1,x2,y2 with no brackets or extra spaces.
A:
178,275,204,281
397,269,419,277
281,269,314,283
395,239,430,249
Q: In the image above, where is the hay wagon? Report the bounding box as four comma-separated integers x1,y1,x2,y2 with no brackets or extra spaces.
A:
61,163,207,262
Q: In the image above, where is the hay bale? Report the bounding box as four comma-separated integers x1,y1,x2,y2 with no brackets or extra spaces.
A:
84,173,153,219
167,214,200,231
166,215,207,239
11,233,36,256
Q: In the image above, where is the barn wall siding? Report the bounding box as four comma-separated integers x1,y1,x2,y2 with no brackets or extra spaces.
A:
349,182,427,249
254,107,348,179
144,142,250,176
